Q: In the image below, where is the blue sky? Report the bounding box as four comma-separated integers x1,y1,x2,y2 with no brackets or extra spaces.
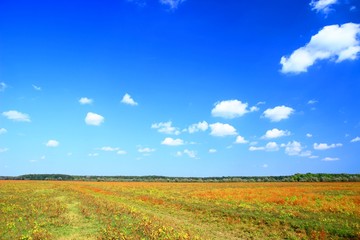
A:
1,0,359,177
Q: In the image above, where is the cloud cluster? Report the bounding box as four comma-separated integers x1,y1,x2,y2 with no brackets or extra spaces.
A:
152,121,180,135
2,110,31,122
281,23,360,73
313,143,342,150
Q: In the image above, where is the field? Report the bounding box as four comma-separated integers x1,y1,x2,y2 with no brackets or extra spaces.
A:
0,181,359,239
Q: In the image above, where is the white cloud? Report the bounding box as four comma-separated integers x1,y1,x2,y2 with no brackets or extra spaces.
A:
85,112,104,126
211,100,252,119
159,0,186,9
263,106,294,122
152,121,180,135
262,128,290,139
184,149,197,158
314,143,342,150
308,100,318,104
138,147,155,153
209,122,237,137
161,137,184,146
262,164,268,168
117,150,127,155
100,146,119,151
284,141,303,156
32,84,41,91
265,142,279,151
209,148,217,153
2,110,31,122
249,146,265,151
280,23,360,73
121,93,138,106
0,148,8,153
46,140,59,147
235,135,248,144
0,128,7,134
250,106,259,112
313,143,342,150
306,133,313,138
88,153,99,157
322,157,340,161
351,137,360,142
79,97,93,105
188,121,208,133
41,155,46,160
310,0,337,14
0,82,6,92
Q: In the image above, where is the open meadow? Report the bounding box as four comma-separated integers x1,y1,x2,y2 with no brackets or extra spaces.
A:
0,180,359,239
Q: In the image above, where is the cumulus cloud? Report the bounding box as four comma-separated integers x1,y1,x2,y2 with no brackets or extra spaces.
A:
46,140,59,147
2,110,31,122
0,82,6,92
121,93,138,106
211,100,254,119
85,112,104,126
188,121,208,133
322,157,340,161
284,141,303,156
280,23,360,74
159,0,186,9
265,142,279,151
161,137,184,146
235,135,248,144
310,0,337,14
209,148,217,153
263,106,294,122
0,128,7,135
32,84,41,91
184,149,197,158
209,122,237,137
79,97,93,105
306,133,313,138
152,121,180,135
313,143,342,150
350,137,360,142
262,128,290,139
138,147,156,153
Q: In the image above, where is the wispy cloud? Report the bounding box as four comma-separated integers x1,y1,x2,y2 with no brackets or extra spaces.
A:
0,82,6,92
280,23,360,74
322,157,340,161
310,0,338,14
152,121,180,135
209,148,217,153
32,84,41,91
0,148,8,153
351,136,360,142
2,110,31,122
46,140,59,147
79,97,93,105
138,147,156,153
159,0,186,9
121,93,138,106
313,143,342,150
0,128,7,135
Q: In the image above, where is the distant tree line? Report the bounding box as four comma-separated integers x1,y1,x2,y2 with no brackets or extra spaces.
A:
0,173,359,182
